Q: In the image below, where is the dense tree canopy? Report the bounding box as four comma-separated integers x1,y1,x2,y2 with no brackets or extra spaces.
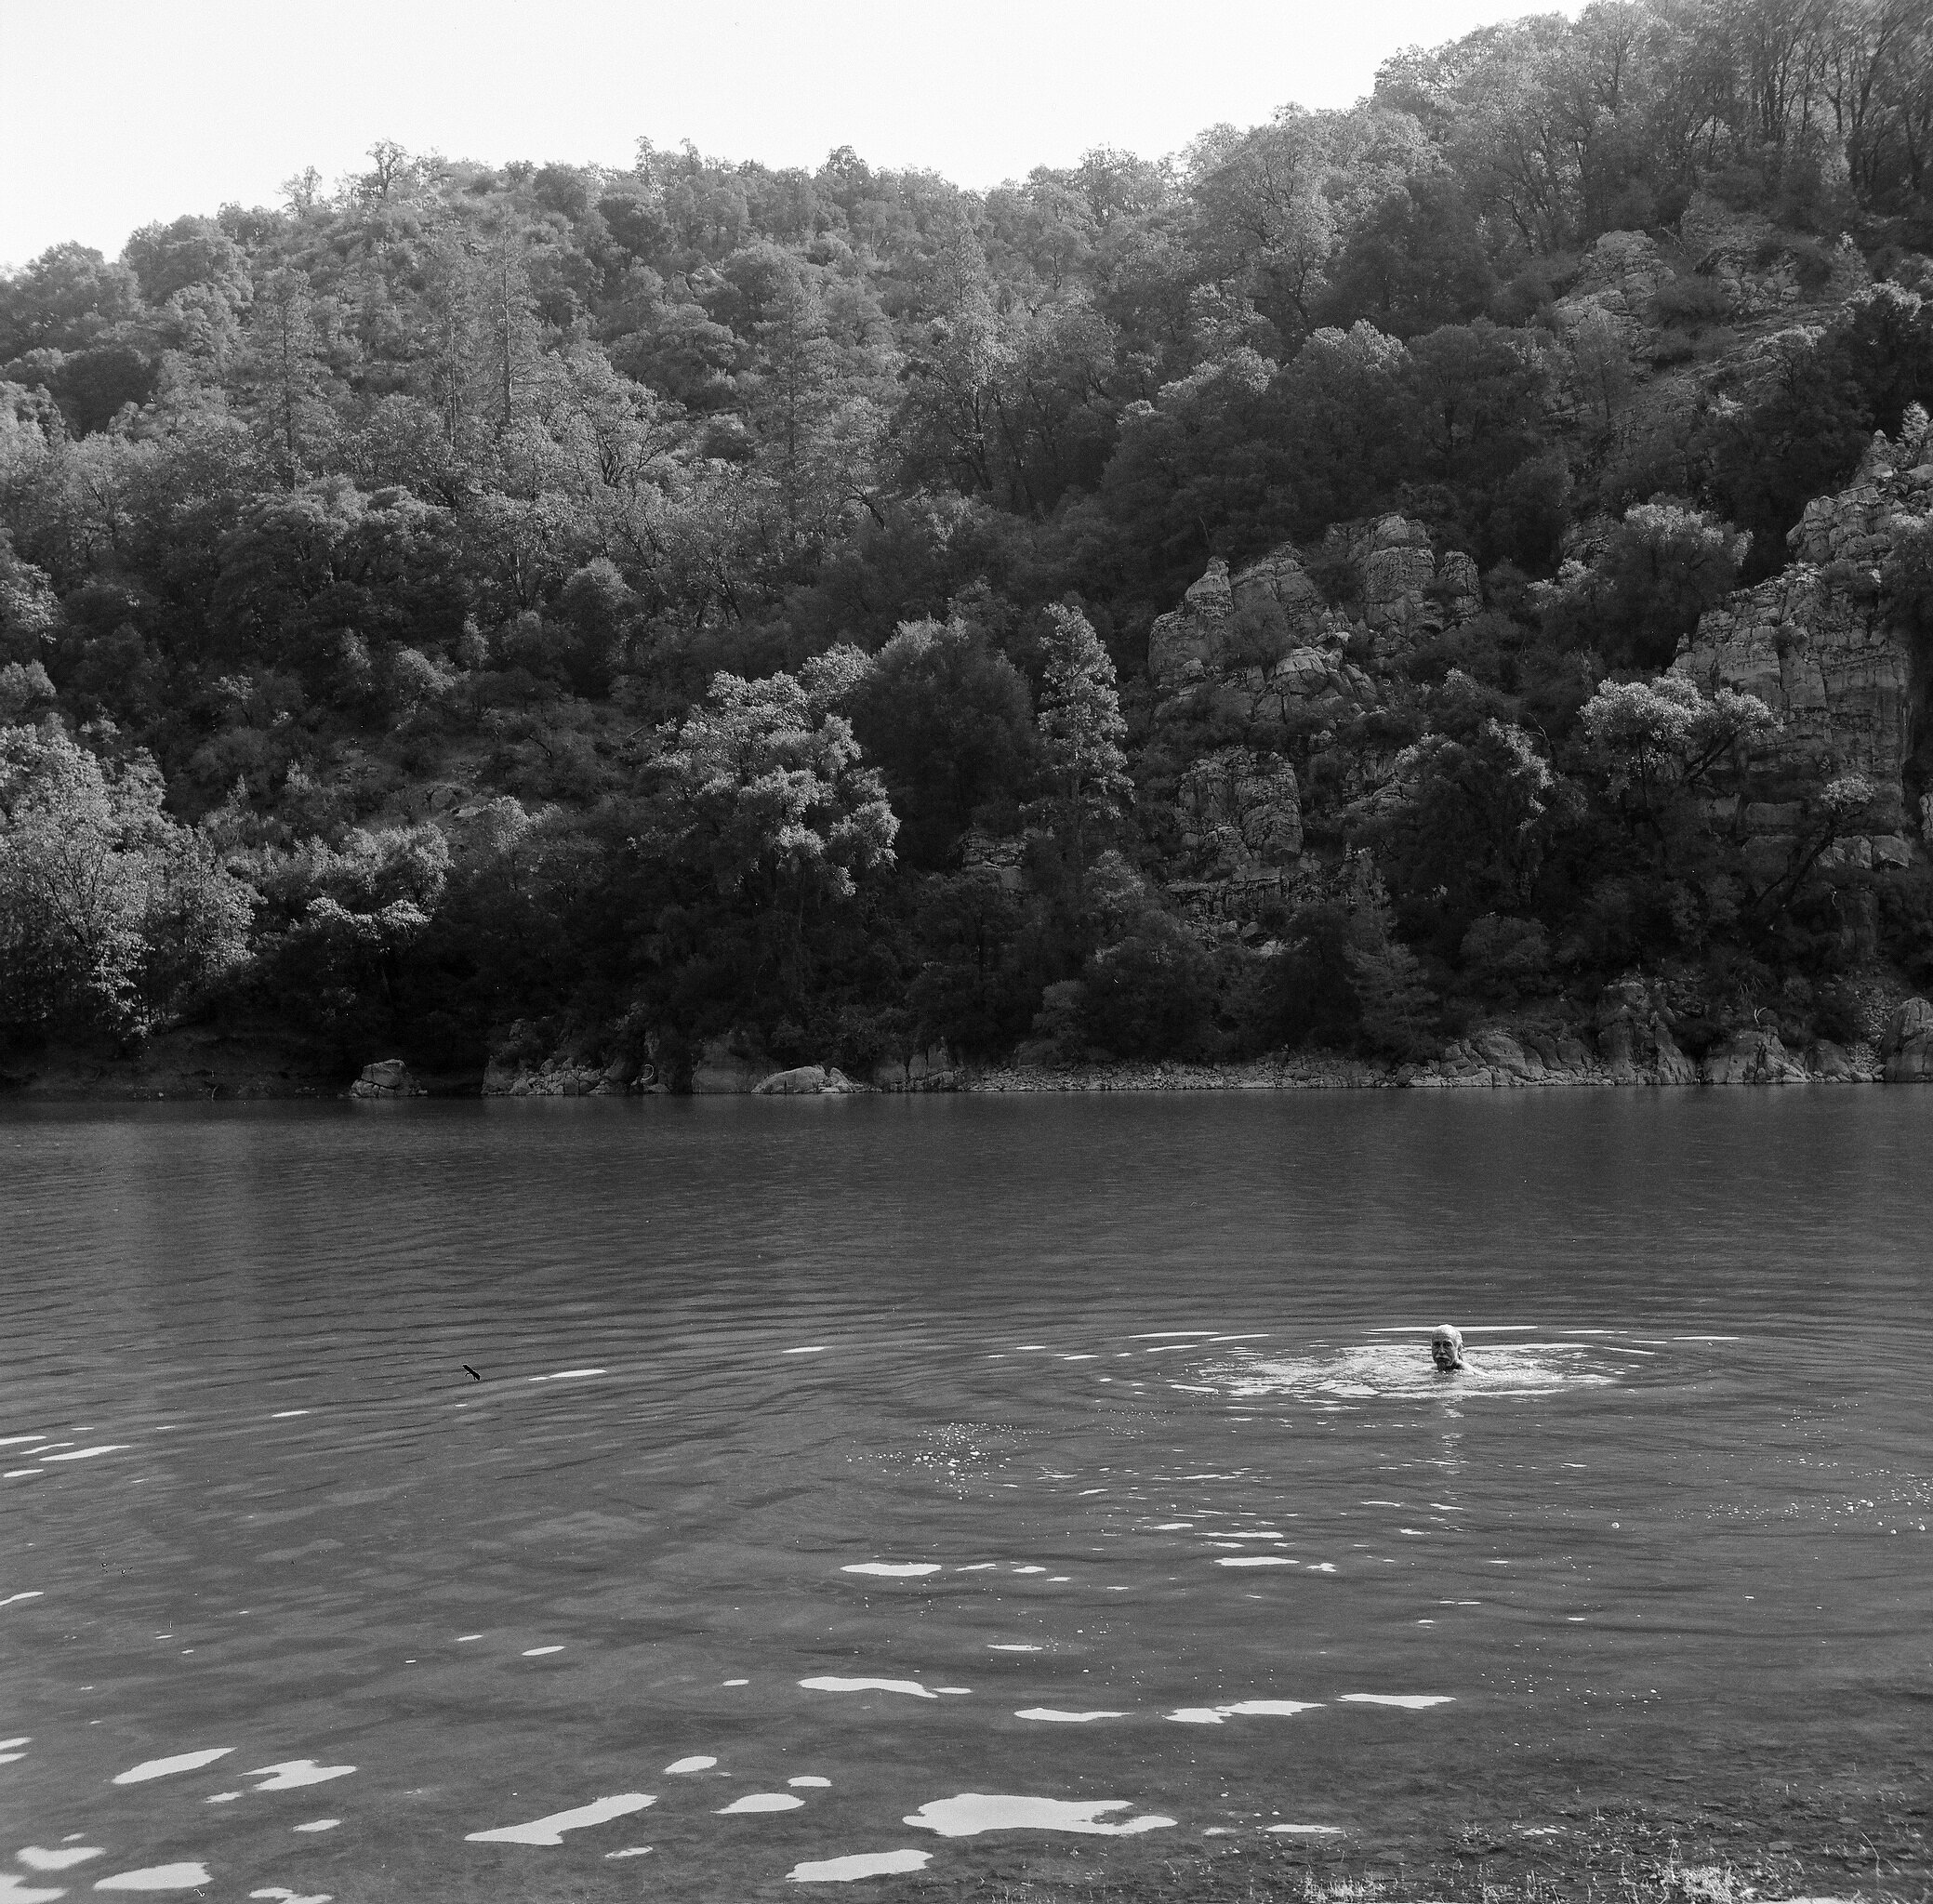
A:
3,0,1932,1081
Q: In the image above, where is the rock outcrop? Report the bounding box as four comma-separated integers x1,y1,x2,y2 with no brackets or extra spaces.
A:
1552,229,1672,345
689,1037,771,1093
1147,558,1235,694
1175,748,1302,875
1146,546,1341,695
752,1064,866,1094
1672,411,1933,837
1882,998,1933,1080
1595,979,1701,1084
482,1053,645,1095
350,1058,425,1099
1701,1028,1814,1085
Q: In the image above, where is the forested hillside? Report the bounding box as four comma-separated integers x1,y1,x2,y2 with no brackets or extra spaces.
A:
5,0,1933,1091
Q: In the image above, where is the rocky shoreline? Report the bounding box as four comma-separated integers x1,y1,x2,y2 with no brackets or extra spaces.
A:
7,998,1930,1100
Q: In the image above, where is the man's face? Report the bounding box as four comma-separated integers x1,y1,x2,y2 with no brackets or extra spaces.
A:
1431,1337,1461,1371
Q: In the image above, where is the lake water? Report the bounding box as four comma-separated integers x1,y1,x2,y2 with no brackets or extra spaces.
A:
2,1093,1929,1900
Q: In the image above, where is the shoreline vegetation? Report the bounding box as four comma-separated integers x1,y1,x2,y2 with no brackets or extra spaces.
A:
5,1,1933,1097
7,1007,1933,1098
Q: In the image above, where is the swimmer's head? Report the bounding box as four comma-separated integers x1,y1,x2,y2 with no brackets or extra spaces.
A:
1431,1324,1464,1372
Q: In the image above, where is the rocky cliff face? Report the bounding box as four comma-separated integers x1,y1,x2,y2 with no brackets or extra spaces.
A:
1145,517,1480,930
1146,517,1479,702
1175,748,1303,875
1672,413,1933,844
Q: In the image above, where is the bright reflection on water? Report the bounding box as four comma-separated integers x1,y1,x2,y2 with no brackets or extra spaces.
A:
2,1092,1929,1895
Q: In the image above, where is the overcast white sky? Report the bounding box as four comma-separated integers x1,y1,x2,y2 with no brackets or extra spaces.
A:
0,0,1581,270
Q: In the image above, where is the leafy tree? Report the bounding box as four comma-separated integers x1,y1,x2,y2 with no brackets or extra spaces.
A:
849,616,1034,868
1709,331,1873,579
650,656,897,964
1544,502,1749,671
1027,604,1131,905
0,244,143,357
0,723,253,1042
1360,710,1567,945
1078,913,1214,1058
1578,673,1775,852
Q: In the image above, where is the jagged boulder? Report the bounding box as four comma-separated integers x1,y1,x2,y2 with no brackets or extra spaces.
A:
1176,749,1303,874
350,1058,424,1099
1229,546,1328,634
1595,980,1699,1084
1147,546,1346,698
1552,230,1672,344
1882,998,1933,1081
1361,516,1437,639
1146,558,1234,693
1702,1028,1812,1085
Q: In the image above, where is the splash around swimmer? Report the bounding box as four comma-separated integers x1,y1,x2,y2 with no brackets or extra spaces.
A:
1431,1324,1465,1373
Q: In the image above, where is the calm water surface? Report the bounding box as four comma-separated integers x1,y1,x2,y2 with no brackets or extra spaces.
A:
1,1093,1929,1898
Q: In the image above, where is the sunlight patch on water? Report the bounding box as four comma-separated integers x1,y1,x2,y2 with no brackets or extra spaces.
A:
520,1646,563,1657
94,1866,211,1891
841,1563,942,1577
905,1794,1175,1837
526,1369,606,1382
1013,1709,1127,1722
1167,1699,1319,1723
464,1793,655,1844
1271,1824,1344,1835
665,1757,717,1774
1215,1556,1297,1567
43,1447,128,1462
1340,1694,1455,1709
718,1793,803,1814
788,1849,932,1881
603,1847,652,1858
290,1822,339,1833
0,1880,65,1904
800,1677,937,1699
248,1762,354,1791
788,1777,832,1788
0,1593,43,1608
113,1748,232,1784
18,1849,101,1871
